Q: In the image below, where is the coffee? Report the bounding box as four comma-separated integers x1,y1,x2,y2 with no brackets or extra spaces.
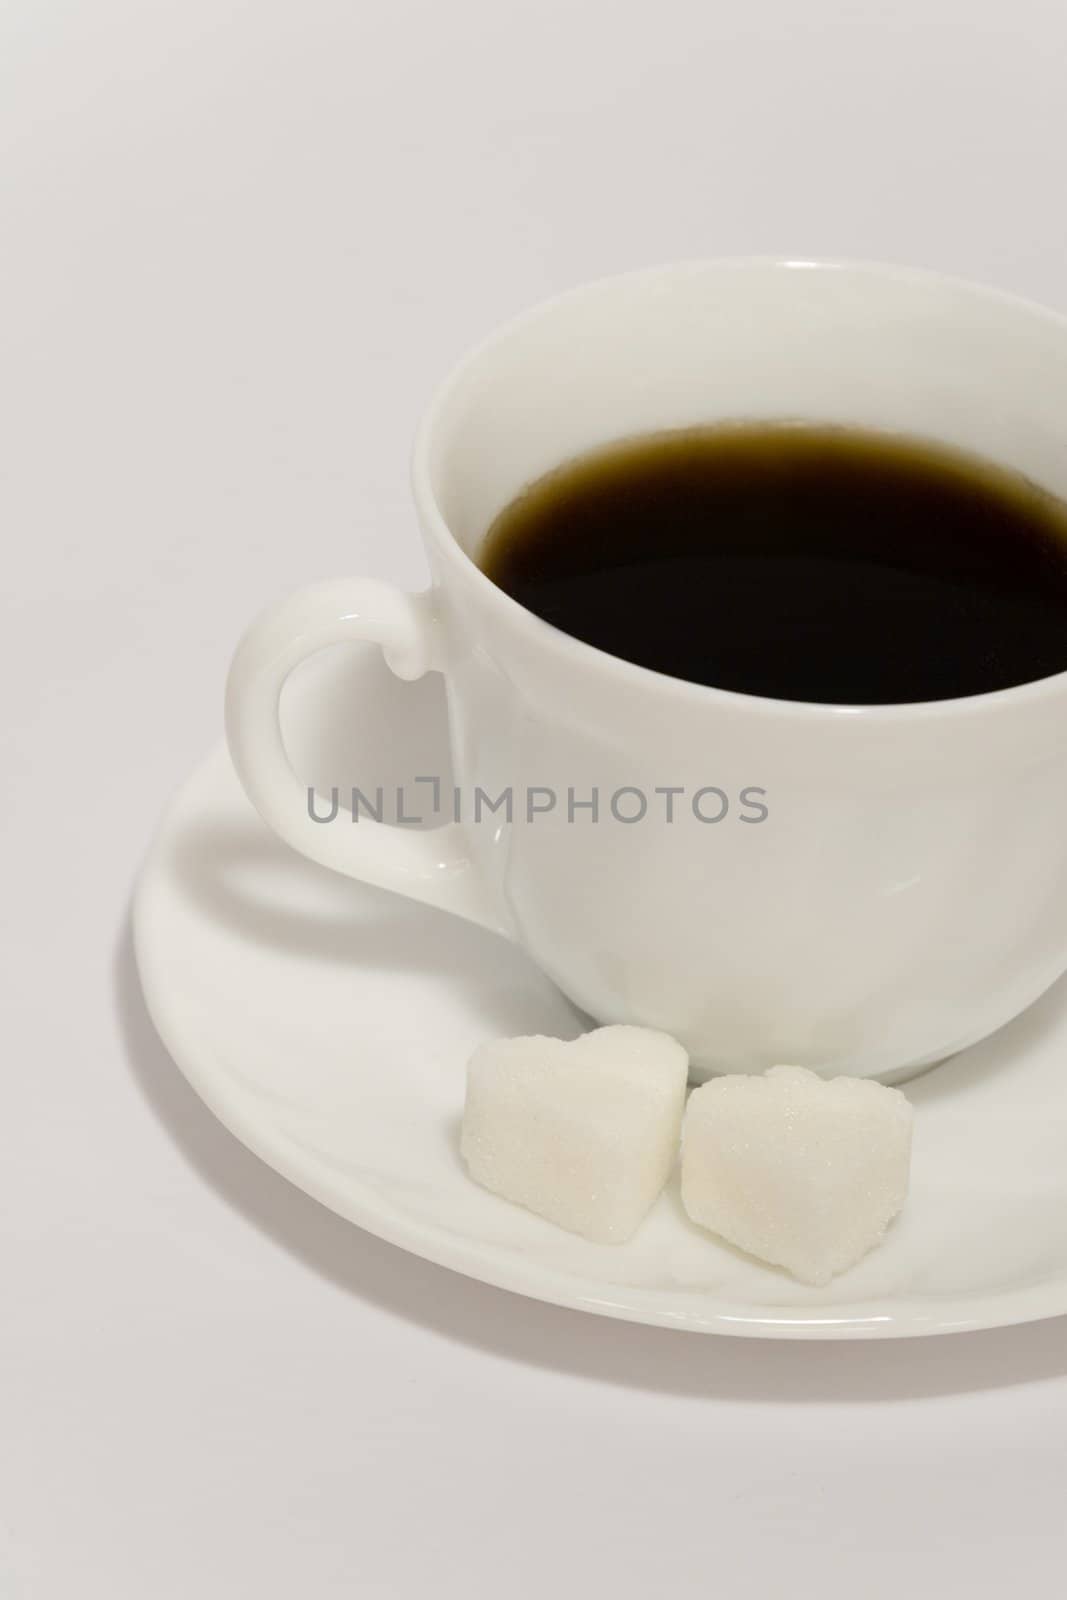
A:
479,424,1067,704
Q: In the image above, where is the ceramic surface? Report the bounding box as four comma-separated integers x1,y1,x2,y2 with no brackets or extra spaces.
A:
225,261,1067,1080
135,733,1067,1339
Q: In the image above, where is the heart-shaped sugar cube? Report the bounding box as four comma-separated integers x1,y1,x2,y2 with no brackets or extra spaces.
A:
681,1065,913,1285
461,1025,688,1243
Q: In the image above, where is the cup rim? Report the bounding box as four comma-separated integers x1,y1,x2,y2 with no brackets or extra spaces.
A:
411,256,1067,723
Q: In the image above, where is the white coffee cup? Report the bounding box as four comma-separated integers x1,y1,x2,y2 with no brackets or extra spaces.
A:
225,259,1067,1083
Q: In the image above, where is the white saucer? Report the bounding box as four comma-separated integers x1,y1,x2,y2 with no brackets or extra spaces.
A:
134,662,1067,1339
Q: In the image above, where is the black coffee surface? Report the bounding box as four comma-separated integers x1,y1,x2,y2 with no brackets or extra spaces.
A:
478,424,1067,704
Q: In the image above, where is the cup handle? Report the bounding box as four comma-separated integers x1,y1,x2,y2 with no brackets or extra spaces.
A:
224,578,507,935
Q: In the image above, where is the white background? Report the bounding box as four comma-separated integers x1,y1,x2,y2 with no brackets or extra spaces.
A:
4,1,1067,1595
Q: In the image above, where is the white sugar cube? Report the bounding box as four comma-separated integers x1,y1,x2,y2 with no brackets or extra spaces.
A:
681,1065,912,1285
461,1025,689,1243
